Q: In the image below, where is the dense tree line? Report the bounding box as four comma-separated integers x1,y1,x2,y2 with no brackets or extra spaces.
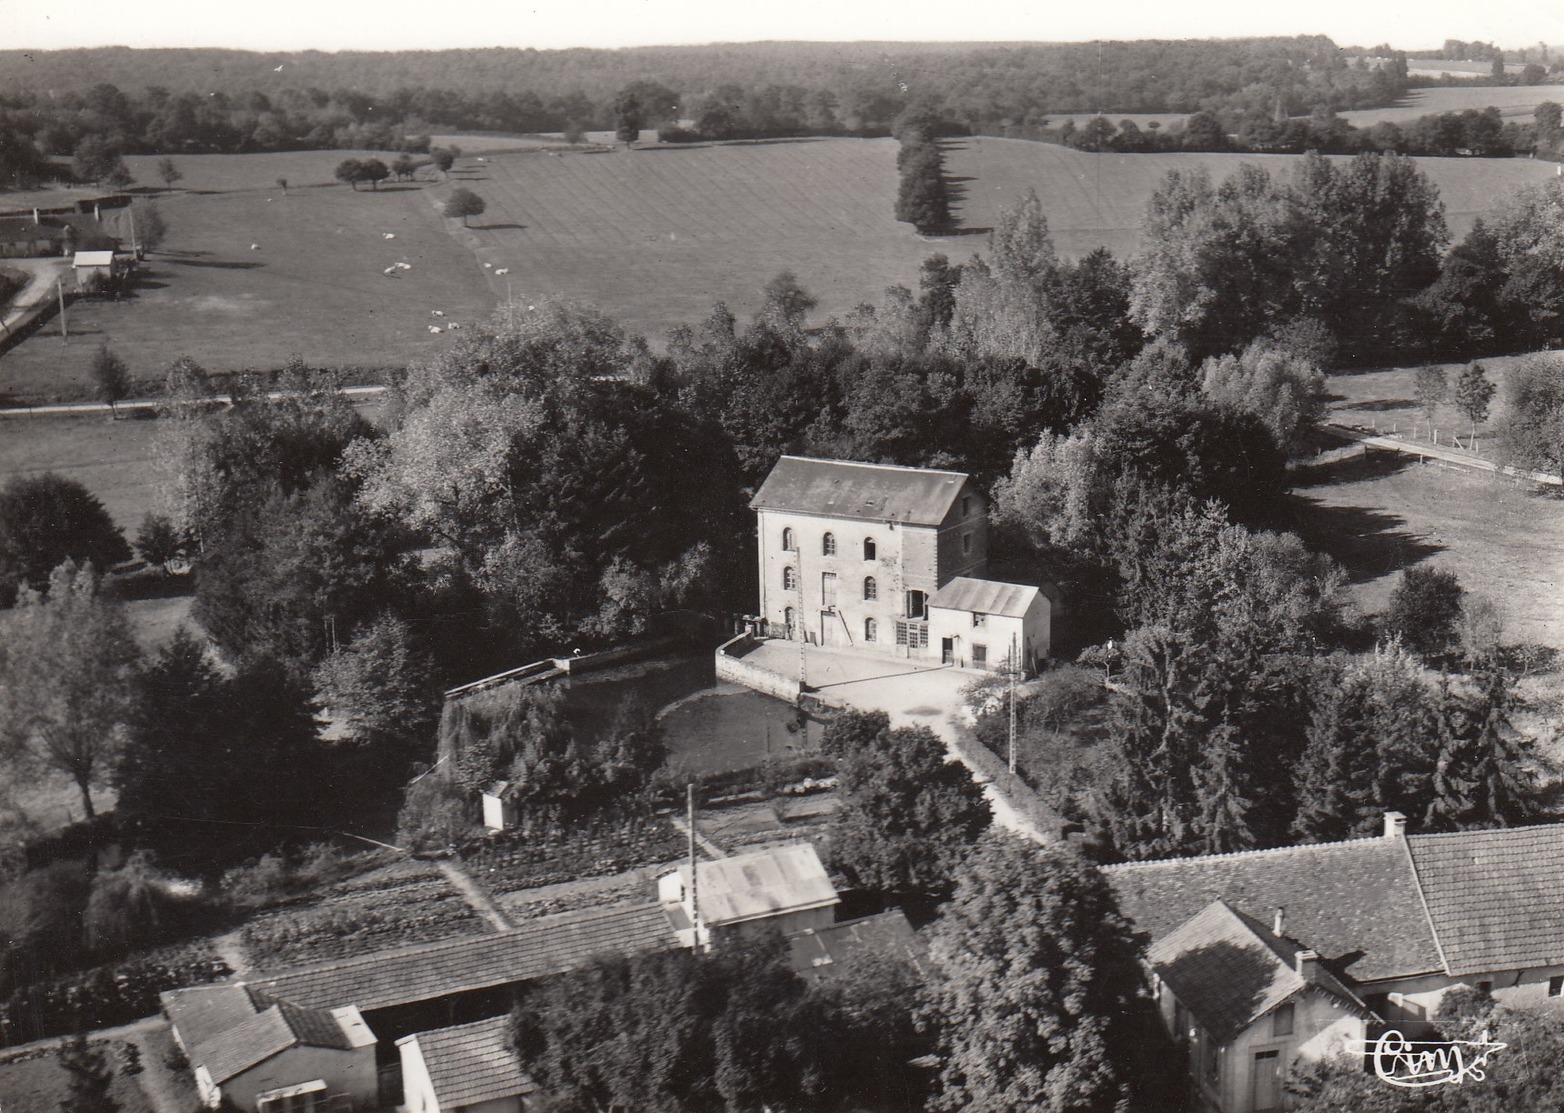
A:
1029,101,1562,160
891,105,951,234
0,36,1412,185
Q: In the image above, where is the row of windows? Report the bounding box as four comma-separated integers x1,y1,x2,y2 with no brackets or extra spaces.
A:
782,568,878,599
780,527,877,561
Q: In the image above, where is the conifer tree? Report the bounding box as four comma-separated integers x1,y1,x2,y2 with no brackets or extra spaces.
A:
59,1034,119,1113
1425,669,1539,830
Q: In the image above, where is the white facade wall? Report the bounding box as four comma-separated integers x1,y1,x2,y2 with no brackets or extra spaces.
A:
216,1044,378,1113
927,592,1051,673
1162,986,1367,1112
1359,966,1564,1032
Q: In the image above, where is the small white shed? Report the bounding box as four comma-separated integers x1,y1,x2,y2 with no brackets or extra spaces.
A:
481,782,517,833
927,577,1052,675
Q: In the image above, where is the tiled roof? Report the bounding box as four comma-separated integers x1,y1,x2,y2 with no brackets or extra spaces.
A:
1407,823,1564,975
751,456,972,526
1149,901,1370,1043
401,1016,535,1111
667,844,838,927
191,1002,353,1085
929,577,1042,618
248,903,679,1011
1107,835,1443,981
160,984,266,1042
787,910,923,980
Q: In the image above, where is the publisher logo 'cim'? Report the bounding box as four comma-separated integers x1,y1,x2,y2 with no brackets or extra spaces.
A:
1345,1030,1506,1088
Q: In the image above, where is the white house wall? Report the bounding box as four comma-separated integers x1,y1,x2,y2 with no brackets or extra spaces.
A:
220,1045,378,1113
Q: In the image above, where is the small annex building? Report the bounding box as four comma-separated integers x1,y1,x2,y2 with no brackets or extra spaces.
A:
659,842,839,947
749,456,1052,668
927,577,1051,675
398,1015,536,1113
159,984,377,1112
1108,814,1564,1111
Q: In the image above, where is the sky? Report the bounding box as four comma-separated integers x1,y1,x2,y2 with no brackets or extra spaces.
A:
5,0,1563,53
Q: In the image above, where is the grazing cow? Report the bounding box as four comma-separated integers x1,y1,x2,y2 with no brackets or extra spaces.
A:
383,233,396,239
431,310,445,317
449,323,462,330
484,262,493,268
383,267,398,276
428,325,442,333
494,268,509,276
250,244,260,250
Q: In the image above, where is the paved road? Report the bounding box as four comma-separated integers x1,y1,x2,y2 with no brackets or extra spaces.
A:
1325,423,1562,486
0,383,389,418
0,257,71,335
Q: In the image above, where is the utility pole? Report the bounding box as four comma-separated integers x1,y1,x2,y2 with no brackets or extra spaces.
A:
56,278,68,340
1008,633,1018,777
687,782,700,954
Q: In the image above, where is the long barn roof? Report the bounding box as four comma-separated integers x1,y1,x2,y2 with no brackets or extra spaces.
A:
751,456,971,526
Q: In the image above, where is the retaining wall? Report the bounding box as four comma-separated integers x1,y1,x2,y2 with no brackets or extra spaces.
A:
714,634,801,703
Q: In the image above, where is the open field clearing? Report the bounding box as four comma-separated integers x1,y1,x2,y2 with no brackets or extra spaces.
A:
3,139,1560,386
0,413,165,531
1290,455,1564,646
1340,84,1564,126
1324,352,1564,450
0,152,496,401
940,137,1564,261
440,137,948,337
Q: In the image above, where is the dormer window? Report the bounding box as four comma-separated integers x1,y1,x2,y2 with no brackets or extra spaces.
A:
822,532,836,556
863,537,876,561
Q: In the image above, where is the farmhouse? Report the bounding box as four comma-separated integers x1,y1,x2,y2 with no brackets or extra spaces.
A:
749,456,1052,668
161,841,911,1108
1108,814,1564,1111
0,217,69,258
159,985,378,1112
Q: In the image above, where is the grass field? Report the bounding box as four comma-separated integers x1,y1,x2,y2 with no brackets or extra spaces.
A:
1291,455,1564,646
1340,84,1564,127
939,137,1563,262
0,150,497,402
1325,352,1564,449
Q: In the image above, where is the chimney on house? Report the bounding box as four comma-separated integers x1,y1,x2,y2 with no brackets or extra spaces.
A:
1295,949,1324,982
1273,908,1285,937
33,208,40,224
1384,811,1407,840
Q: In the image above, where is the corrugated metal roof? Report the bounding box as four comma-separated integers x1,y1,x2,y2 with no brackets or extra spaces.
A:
928,577,1041,617
403,1016,536,1111
669,844,837,926
1407,823,1564,975
750,456,972,526
247,903,679,1011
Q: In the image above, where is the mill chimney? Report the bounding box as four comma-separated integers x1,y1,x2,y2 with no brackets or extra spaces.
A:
1273,908,1285,937
1384,811,1407,840
1295,949,1324,981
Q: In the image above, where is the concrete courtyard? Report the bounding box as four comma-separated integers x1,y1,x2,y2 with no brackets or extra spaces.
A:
735,641,1049,842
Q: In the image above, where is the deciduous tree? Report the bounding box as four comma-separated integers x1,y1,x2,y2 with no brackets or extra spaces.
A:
155,157,182,189
0,475,130,604
1383,565,1464,658
443,187,486,225
824,716,990,900
0,562,140,824
89,345,132,418
58,1033,119,1113
924,836,1165,1111
1453,361,1497,440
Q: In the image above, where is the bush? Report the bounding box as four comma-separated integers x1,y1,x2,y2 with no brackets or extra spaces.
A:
1383,566,1464,658
0,948,230,1047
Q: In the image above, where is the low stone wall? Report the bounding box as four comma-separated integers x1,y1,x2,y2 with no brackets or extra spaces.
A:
715,634,801,703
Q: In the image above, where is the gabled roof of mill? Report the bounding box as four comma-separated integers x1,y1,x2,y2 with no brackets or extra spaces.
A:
398,1015,536,1111
750,456,974,526
186,1001,367,1086
929,577,1042,617
1148,900,1374,1044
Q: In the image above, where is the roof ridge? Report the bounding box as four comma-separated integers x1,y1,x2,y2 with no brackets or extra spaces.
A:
256,900,663,980
777,455,968,479
1401,831,1453,976
1104,834,1389,871
1407,819,1564,842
